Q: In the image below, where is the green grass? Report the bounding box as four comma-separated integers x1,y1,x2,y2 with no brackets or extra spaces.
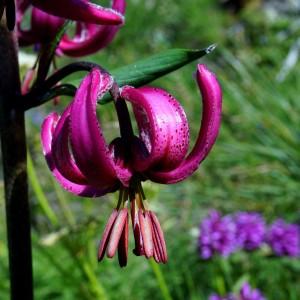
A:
1,0,300,299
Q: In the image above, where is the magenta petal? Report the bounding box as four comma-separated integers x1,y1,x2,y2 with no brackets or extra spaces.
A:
51,104,87,184
148,64,222,184
58,0,126,57
32,0,124,25
17,5,64,46
109,138,133,187
41,113,116,197
31,7,64,40
70,68,119,188
121,86,189,172
17,0,30,12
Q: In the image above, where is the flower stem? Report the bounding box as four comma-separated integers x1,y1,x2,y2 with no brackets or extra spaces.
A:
148,258,173,300
0,22,33,299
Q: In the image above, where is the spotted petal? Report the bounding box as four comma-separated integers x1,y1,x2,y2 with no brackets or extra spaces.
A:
32,0,124,25
120,86,189,172
148,64,222,184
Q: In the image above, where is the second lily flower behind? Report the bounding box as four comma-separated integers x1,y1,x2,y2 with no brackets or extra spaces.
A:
41,64,222,267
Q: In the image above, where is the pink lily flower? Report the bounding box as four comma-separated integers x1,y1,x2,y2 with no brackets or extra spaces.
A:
17,0,125,56
17,5,64,46
57,0,126,57
41,64,222,266
31,0,124,25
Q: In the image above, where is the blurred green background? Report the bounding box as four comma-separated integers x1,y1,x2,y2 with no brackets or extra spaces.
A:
1,0,300,299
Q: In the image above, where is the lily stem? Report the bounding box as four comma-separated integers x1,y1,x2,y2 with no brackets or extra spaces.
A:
0,23,33,299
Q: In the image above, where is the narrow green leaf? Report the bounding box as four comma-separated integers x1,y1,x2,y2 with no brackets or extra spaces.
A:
100,44,216,104
33,45,215,108
148,259,173,300
114,45,215,86
27,152,59,226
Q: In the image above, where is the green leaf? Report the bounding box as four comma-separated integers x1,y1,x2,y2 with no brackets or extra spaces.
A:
100,44,216,104
114,45,215,86
33,45,215,108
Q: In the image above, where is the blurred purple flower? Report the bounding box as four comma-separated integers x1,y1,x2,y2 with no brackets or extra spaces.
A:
209,294,236,300
199,210,237,259
209,282,265,300
209,295,223,300
266,219,300,257
235,212,266,251
240,282,266,300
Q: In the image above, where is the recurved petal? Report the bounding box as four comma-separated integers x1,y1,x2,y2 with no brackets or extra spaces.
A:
120,86,189,172
41,112,115,197
17,5,63,46
58,0,126,57
148,64,222,184
32,0,124,25
31,7,64,41
70,68,118,188
51,104,87,184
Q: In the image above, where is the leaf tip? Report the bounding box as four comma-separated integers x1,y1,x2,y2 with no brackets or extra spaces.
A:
206,44,217,54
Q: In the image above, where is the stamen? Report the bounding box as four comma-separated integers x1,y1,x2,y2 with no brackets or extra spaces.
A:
98,182,167,266
98,209,118,261
118,212,128,267
107,208,128,258
131,199,144,256
149,211,168,263
152,228,163,263
138,209,154,258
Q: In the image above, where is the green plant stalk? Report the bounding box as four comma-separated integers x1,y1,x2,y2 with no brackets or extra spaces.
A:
149,259,173,300
82,261,108,300
0,22,33,299
219,258,233,288
51,177,76,226
29,153,107,298
27,152,59,226
62,238,108,300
